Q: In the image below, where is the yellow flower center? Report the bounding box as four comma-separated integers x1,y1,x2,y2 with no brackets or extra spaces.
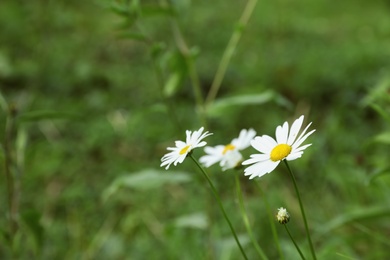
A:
179,145,191,155
270,144,292,162
222,144,236,155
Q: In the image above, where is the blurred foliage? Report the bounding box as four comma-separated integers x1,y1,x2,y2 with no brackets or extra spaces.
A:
1,0,390,259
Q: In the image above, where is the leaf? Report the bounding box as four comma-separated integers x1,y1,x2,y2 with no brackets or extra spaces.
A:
18,110,80,122
373,132,390,145
110,2,130,17
16,126,27,170
366,167,390,185
173,212,208,230
316,205,390,237
370,104,390,124
20,210,44,251
118,32,147,42
150,42,166,59
103,169,192,201
163,72,183,97
141,6,175,17
206,91,276,117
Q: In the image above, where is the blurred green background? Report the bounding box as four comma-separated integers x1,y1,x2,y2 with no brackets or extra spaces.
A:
1,0,390,259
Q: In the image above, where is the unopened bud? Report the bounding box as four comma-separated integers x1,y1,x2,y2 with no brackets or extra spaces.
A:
276,207,290,224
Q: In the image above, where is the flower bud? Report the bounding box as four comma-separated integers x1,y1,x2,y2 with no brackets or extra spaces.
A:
276,207,290,224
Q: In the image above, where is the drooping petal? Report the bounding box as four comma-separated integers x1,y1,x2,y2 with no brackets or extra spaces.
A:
173,154,187,165
285,152,303,161
220,150,243,170
244,160,279,179
199,146,224,167
242,153,270,165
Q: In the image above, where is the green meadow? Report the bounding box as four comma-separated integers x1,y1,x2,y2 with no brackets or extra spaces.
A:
1,0,390,259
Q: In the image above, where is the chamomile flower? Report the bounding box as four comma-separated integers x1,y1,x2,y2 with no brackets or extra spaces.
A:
161,127,212,170
242,115,315,179
199,129,256,171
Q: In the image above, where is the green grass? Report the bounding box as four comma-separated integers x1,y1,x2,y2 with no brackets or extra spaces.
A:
1,0,390,259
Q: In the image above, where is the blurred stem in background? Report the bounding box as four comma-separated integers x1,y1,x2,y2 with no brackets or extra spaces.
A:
253,180,284,259
150,50,183,133
205,0,258,106
189,154,248,260
170,20,207,128
1,92,19,244
283,160,317,260
235,173,268,260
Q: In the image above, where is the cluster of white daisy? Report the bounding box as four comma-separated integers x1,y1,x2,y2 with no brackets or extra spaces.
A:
161,115,315,179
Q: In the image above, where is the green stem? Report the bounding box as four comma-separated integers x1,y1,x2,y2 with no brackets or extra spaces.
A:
205,0,258,106
235,174,268,260
284,225,306,260
4,103,18,241
283,160,316,260
171,22,207,128
151,56,183,133
189,155,248,260
253,181,284,259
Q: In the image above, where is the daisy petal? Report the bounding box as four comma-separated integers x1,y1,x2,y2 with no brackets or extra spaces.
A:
251,135,277,154
292,129,316,150
276,121,289,144
233,128,257,150
244,160,279,179
287,115,304,145
160,126,212,170
286,152,303,161
242,154,270,165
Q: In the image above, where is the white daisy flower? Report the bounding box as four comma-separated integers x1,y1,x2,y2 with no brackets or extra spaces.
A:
242,115,315,179
161,127,212,170
199,129,256,171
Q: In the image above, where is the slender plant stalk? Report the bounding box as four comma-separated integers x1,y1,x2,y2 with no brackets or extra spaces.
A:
150,56,183,133
205,0,258,106
235,174,268,260
284,225,306,260
132,20,183,133
189,155,248,260
253,181,284,259
171,22,207,127
283,160,317,260
3,103,18,239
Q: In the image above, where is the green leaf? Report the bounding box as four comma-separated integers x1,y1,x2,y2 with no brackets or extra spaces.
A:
110,2,130,17
173,212,208,230
373,132,390,145
103,169,192,201
150,42,166,59
18,110,80,122
316,205,390,237
20,210,44,251
163,72,183,97
16,127,27,170
141,6,175,17
118,32,147,42
370,104,390,123
366,167,390,185
0,90,8,112
206,91,275,117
